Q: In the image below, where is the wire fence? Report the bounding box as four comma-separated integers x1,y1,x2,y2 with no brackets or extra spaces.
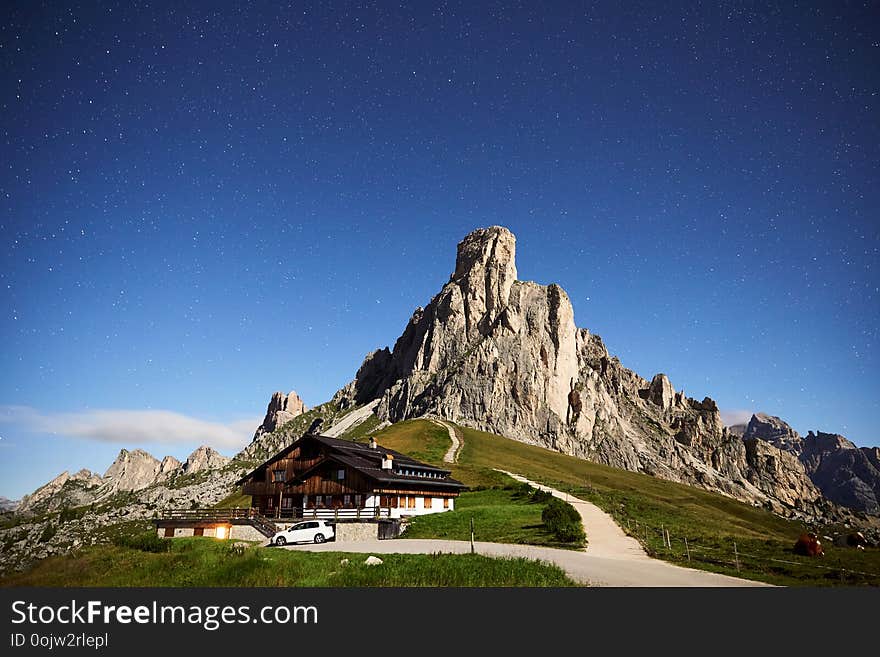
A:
617,515,880,581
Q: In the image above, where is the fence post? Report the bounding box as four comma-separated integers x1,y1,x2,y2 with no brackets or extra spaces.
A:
733,541,740,571
470,517,475,554
684,537,691,562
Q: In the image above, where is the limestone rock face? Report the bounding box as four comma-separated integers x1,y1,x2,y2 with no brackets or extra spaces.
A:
17,469,103,515
102,449,163,493
744,413,803,455
799,431,880,515
183,445,230,474
158,456,182,480
334,226,827,516
254,391,307,439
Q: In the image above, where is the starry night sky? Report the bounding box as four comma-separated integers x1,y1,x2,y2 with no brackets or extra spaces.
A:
2,2,878,499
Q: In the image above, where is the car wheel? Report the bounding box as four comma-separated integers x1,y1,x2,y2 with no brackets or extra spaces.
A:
314,533,325,544
275,536,287,546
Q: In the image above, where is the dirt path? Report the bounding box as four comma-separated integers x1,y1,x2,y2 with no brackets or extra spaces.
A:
281,537,767,587
428,418,461,463
496,470,647,560
280,471,769,586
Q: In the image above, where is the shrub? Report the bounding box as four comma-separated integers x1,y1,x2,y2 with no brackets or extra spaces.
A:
531,489,553,504
39,523,57,543
111,531,170,553
59,506,88,524
542,498,585,544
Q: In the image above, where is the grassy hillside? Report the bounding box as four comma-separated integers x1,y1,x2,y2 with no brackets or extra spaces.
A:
0,537,575,587
371,419,880,586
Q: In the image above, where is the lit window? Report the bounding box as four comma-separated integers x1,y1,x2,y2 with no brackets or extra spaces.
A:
443,498,449,509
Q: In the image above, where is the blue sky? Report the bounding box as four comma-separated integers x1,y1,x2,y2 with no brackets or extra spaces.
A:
1,2,878,499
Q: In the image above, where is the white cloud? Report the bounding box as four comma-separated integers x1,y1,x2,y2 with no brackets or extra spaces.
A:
720,409,755,428
0,405,258,450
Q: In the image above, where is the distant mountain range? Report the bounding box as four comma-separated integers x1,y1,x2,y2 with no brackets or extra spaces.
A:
16,445,231,516
0,497,19,512
734,413,880,515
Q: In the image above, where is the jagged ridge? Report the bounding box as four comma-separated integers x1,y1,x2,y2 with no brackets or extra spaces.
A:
332,225,862,520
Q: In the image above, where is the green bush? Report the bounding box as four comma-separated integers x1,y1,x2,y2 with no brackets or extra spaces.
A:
39,523,57,543
59,506,88,524
111,531,170,553
542,498,585,543
531,489,553,504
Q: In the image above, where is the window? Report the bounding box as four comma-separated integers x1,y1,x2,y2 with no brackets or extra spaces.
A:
326,495,334,508
408,496,416,509
272,470,286,483
344,494,351,507
337,469,346,480
281,497,293,509
443,498,449,509
354,494,363,507
424,497,432,509
316,495,323,507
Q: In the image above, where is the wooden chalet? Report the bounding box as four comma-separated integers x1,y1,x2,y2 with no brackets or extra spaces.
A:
238,433,466,520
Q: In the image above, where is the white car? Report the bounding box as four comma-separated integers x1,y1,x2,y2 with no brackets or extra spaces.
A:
272,520,335,546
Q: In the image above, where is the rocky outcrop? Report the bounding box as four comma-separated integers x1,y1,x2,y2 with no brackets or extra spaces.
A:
799,432,880,515
182,445,230,474
334,226,826,516
102,449,164,494
17,469,103,515
159,456,182,480
253,391,307,439
742,415,880,515
743,413,803,455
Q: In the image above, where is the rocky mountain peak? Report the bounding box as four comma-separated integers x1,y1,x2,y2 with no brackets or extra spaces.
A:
159,456,182,476
448,226,518,340
183,445,230,474
744,413,803,454
805,430,856,452
254,390,307,439
102,448,163,493
333,225,831,517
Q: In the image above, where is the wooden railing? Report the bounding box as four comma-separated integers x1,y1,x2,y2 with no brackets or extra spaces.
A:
297,507,392,520
160,508,257,521
159,506,393,524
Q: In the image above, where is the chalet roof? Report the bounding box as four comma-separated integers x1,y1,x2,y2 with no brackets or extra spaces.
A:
236,432,465,491
288,449,465,492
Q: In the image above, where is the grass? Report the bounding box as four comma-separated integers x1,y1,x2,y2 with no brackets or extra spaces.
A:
367,419,451,465
0,537,575,587
372,419,880,586
213,490,252,509
339,413,384,441
403,486,584,550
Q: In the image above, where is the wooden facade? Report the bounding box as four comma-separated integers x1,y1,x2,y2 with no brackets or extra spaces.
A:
238,433,465,518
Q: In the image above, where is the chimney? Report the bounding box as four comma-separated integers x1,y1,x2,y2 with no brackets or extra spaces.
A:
369,437,377,449
381,454,394,470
